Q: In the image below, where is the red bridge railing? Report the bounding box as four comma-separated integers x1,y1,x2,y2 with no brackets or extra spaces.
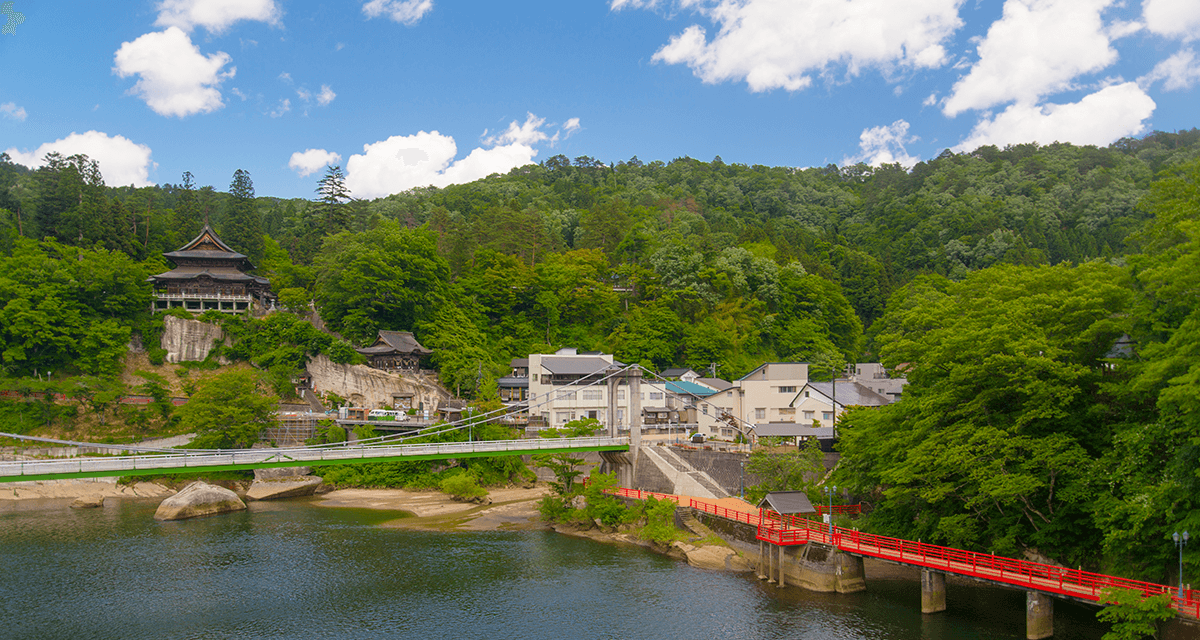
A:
607,487,1200,618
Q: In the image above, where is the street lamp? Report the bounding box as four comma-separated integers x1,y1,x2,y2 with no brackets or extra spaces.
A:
824,485,837,538
1175,531,1189,597
740,460,745,500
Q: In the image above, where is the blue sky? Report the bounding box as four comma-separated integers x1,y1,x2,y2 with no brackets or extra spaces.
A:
2,0,1199,199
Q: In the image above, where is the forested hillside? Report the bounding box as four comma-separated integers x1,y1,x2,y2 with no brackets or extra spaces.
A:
3,130,1200,579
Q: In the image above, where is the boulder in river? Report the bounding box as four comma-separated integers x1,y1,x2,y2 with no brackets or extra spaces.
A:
245,477,324,501
70,495,104,509
154,481,246,521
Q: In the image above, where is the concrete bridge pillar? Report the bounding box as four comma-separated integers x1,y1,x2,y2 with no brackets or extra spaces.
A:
921,569,947,614
777,545,786,588
758,540,767,580
1026,591,1053,640
628,367,641,450
607,376,618,438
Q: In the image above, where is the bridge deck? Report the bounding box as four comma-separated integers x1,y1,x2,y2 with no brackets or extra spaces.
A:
0,437,629,482
609,487,1200,619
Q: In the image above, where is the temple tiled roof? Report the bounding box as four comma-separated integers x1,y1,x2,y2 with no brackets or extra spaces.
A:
356,330,432,356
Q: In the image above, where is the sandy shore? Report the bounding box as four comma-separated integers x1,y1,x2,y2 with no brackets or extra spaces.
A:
0,478,174,503
313,485,553,531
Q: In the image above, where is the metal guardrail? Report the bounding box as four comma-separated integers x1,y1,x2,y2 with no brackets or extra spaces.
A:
0,436,629,479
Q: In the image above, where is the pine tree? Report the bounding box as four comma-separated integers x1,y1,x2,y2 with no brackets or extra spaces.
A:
221,169,263,264
174,171,204,241
314,165,352,235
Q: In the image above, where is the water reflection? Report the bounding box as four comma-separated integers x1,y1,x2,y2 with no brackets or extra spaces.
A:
0,499,1111,640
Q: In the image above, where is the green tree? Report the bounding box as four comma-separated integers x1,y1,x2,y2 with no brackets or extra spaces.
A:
174,171,204,241
313,221,450,344
1095,588,1173,640
534,418,600,496
837,261,1130,564
745,437,824,504
221,169,263,264
314,165,352,235
180,370,279,449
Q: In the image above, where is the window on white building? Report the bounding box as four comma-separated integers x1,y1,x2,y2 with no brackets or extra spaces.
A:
755,408,766,420
556,391,576,401
803,411,814,421
822,412,833,421
649,392,663,400
617,390,625,400
582,390,602,401
779,386,796,393
702,405,708,415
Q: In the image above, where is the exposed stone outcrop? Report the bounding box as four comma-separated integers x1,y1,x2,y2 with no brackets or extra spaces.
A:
154,481,246,520
246,477,323,501
70,495,104,509
673,542,752,571
305,353,448,411
161,316,226,363
254,466,313,480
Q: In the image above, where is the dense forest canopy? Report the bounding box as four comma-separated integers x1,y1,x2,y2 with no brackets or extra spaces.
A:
2,130,1200,580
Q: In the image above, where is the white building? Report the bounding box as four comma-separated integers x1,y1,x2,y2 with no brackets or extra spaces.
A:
699,362,809,439
503,349,726,435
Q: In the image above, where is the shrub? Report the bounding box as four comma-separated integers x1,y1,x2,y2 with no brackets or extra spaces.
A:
641,496,680,544
538,495,569,522
326,424,347,444
147,347,168,365
440,472,488,501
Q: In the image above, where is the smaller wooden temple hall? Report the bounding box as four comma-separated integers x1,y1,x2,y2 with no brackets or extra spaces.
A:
356,331,433,372
148,225,275,314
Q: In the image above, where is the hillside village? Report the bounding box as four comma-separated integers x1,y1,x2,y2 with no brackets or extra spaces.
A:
2,135,1200,585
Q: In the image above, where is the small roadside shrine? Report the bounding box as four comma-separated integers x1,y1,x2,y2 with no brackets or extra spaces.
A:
757,491,817,516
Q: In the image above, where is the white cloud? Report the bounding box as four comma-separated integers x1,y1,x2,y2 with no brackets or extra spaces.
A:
155,0,281,33
289,149,343,177
362,0,433,26
943,0,1119,117
484,113,550,146
279,71,293,83
230,87,248,100
1141,48,1200,90
4,131,155,186
563,117,581,134
643,0,963,92
843,120,920,167
954,82,1155,151
610,0,661,8
268,98,291,118
1,102,27,122
113,27,235,118
1143,0,1200,40
345,120,553,199
317,85,336,106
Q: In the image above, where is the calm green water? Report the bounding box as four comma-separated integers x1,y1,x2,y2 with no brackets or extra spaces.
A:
0,499,1112,640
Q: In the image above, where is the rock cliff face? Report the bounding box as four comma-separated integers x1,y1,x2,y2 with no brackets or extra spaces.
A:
306,353,449,411
161,315,225,363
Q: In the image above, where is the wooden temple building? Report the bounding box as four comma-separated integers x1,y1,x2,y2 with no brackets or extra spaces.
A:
148,225,275,314
356,331,432,372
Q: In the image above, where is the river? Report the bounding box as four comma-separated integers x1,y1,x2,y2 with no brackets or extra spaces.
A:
0,498,1116,639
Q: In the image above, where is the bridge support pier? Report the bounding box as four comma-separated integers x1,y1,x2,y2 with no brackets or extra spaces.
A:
777,545,786,588
1026,591,1053,640
758,541,767,580
921,569,946,614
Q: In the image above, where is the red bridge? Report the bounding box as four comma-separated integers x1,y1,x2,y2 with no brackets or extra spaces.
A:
610,488,1200,620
